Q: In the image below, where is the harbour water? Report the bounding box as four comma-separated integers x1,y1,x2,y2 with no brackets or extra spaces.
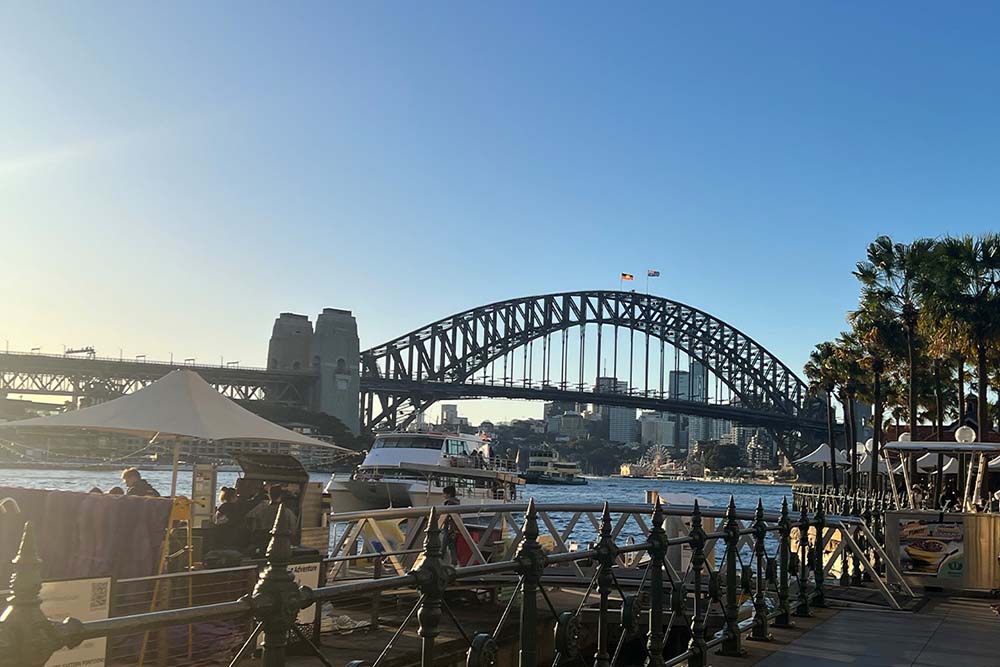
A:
0,467,791,512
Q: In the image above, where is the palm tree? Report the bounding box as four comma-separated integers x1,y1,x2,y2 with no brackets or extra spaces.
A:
804,341,842,491
835,331,868,493
849,293,905,490
855,236,934,437
918,234,1000,440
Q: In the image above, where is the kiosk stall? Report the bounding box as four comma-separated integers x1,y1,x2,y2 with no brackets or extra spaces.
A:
882,434,1000,593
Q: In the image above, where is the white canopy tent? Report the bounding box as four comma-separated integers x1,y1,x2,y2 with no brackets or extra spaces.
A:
930,457,961,475
0,369,349,493
793,443,849,467
916,452,957,472
857,452,889,475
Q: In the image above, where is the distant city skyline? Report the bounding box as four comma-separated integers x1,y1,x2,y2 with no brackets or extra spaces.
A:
6,4,1000,425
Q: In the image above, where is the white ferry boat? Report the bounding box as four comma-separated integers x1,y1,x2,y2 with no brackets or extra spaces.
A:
325,431,522,512
521,447,587,486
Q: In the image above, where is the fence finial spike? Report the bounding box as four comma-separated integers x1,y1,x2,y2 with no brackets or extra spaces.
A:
264,503,294,565
652,495,664,528
522,498,539,542
599,501,612,538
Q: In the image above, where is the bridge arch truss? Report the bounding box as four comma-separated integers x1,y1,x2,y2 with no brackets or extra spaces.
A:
360,291,824,450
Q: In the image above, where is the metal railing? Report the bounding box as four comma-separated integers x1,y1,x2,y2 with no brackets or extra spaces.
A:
0,495,906,667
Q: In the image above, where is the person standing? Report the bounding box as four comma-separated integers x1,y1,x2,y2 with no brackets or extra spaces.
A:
442,485,460,506
939,484,959,512
121,468,160,497
213,487,244,550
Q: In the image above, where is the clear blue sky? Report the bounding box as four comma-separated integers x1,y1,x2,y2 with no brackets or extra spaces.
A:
4,3,1000,423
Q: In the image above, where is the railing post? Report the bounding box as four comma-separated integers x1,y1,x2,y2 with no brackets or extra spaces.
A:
413,506,454,667
252,504,307,667
0,522,81,667
862,499,874,582
687,500,709,667
646,498,667,667
717,497,743,657
839,522,851,588
515,499,545,667
370,555,383,628
872,498,885,575
850,496,863,586
812,499,826,607
593,502,616,667
772,497,793,628
793,504,812,617
749,499,771,641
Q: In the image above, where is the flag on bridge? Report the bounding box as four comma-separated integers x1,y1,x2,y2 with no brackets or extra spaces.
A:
621,272,634,281
648,269,660,277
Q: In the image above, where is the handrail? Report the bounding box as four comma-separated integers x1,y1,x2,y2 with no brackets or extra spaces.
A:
329,501,785,522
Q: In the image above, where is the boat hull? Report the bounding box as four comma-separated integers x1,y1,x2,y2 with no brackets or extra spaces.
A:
326,478,509,513
521,473,588,486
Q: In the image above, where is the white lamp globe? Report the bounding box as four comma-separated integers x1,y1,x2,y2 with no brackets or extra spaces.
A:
955,425,976,444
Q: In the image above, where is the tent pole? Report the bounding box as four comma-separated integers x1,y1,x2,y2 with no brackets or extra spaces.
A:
900,453,914,509
963,454,977,511
170,441,181,497
886,451,901,510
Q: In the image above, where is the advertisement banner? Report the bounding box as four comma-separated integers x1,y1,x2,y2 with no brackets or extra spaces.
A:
898,518,964,579
40,577,111,667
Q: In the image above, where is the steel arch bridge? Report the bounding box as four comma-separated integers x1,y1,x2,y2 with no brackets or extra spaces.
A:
360,290,826,457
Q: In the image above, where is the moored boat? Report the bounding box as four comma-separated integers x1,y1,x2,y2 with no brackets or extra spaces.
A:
325,431,521,512
521,447,587,485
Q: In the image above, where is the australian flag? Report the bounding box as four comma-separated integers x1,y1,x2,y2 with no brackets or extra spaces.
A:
647,269,660,277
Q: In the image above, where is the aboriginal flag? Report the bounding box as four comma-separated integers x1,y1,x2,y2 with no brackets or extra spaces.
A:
621,272,634,281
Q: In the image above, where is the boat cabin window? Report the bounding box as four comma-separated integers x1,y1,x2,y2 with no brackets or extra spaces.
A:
446,439,469,456
373,436,445,450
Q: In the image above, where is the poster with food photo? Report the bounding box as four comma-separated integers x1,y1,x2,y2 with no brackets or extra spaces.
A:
898,519,964,577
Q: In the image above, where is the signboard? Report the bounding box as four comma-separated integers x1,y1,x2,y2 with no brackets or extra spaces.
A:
40,577,111,667
289,561,321,624
191,463,218,528
898,518,964,579
257,560,322,647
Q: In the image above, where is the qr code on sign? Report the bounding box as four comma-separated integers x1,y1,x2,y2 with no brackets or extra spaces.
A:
90,581,109,611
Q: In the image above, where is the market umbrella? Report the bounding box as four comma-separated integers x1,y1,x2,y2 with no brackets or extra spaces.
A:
0,369,349,493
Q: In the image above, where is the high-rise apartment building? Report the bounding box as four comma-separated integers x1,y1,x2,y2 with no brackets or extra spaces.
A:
441,404,459,425
596,376,638,444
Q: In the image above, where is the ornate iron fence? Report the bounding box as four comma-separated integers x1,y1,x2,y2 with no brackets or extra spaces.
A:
0,495,909,667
